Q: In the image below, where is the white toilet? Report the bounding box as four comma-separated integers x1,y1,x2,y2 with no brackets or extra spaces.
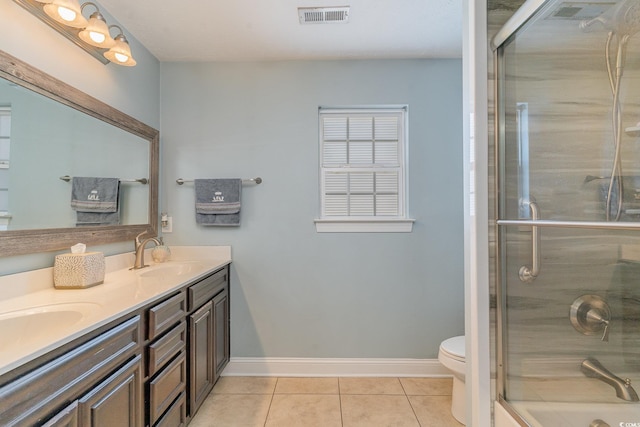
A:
438,335,466,425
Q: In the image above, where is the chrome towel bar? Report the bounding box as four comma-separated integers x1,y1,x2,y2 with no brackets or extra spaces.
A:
496,219,640,230
60,175,148,184
176,177,262,185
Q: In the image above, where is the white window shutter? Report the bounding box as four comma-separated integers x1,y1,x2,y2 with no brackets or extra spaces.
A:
323,117,347,140
349,117,373,140
323,141,347,165
374,116,398,140
319,108,407,224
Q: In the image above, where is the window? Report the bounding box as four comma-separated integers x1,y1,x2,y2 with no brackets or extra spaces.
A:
315,106,414,232
0,106,10,230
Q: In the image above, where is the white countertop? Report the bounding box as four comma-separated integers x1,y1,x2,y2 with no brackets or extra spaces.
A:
0,246,231,377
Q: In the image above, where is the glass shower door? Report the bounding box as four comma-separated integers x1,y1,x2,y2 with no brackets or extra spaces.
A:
494,0,640,425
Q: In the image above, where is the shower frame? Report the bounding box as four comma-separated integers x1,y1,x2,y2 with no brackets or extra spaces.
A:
492,0,640,424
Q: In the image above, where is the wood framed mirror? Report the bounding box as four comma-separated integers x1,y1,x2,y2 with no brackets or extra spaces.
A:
0,49,159,257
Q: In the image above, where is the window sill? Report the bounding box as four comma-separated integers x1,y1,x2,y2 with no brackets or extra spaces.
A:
314,218,415,233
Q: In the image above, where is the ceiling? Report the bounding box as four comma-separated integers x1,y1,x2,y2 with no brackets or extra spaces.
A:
98,0,463,62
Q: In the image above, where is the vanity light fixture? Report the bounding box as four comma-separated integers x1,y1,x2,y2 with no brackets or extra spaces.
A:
103,25,136,66
14,0,136,67
42,0,88,28
77,3,114,48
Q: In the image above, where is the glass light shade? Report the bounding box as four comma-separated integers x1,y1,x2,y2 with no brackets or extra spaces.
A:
78,13,114,48
104,35,136,67
43,0,88,28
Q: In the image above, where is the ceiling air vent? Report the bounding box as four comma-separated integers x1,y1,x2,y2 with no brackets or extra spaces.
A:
298,7,350,24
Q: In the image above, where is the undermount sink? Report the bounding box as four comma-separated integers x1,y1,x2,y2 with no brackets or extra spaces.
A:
0,302,101,347
136,261,209,278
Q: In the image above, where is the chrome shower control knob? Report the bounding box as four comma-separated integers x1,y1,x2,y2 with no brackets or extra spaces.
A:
570,295,612,341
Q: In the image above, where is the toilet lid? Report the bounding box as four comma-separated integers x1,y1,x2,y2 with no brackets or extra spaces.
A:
440,336,465,361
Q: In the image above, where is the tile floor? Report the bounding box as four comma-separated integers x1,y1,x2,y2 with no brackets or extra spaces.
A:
189,377,463,427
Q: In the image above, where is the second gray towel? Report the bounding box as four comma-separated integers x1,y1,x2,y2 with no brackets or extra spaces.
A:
195,179,242,226
71,177,120,226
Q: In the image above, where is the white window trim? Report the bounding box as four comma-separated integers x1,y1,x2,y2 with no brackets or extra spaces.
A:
315,106,414,233
314,218,415,233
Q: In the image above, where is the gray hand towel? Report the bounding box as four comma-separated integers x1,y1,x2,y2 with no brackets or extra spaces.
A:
194,179,241,226
71,177,120,226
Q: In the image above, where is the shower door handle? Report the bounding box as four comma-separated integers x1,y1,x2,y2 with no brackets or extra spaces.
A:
519,202,540,283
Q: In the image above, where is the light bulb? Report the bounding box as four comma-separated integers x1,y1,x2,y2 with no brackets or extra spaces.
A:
89,31,105,44
104,31,136,66
57,6,76,22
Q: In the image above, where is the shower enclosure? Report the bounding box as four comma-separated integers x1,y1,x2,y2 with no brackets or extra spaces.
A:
492,0,640,425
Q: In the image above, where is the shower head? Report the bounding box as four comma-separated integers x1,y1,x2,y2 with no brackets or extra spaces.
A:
580,0,640,37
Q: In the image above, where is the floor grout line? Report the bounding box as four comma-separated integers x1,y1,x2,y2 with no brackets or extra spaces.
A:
262,377,278,427
399,378,423,427
203,377,455,427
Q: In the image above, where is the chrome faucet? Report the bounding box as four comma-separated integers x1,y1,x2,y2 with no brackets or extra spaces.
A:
581,357,639,402
132,231,161,270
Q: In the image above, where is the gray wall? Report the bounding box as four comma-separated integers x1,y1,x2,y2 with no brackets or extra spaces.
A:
160,59,464,358
0,1,160,274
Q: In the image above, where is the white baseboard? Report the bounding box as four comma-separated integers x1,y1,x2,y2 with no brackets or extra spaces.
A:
222,357,450,377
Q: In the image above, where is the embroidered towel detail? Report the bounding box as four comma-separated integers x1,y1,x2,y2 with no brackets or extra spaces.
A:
71,199,118,212
194,179,241,226
71,177,120,226
195,201,240,214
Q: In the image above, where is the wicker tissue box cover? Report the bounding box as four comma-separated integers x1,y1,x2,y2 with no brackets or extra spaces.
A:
53,252,105,289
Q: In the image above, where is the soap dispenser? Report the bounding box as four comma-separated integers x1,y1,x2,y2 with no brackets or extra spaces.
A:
151,238,171,263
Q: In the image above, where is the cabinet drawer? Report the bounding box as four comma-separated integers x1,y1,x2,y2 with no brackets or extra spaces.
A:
149,293,186,340
0,316,140,426
153,392,186,427
149,351,187,425
148,321,186,376
188,267,228,311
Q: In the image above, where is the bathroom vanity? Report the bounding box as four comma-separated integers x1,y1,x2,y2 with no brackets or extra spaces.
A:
0,247,230,426
0,47,221,426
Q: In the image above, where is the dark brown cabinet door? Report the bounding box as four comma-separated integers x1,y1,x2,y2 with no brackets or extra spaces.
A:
189,301,214,415
213,288,230,381
78,355,143,427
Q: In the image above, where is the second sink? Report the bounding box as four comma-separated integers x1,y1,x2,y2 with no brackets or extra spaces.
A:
136,261,209,278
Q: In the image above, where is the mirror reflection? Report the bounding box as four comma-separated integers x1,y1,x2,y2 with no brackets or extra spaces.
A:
0,78,149,231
